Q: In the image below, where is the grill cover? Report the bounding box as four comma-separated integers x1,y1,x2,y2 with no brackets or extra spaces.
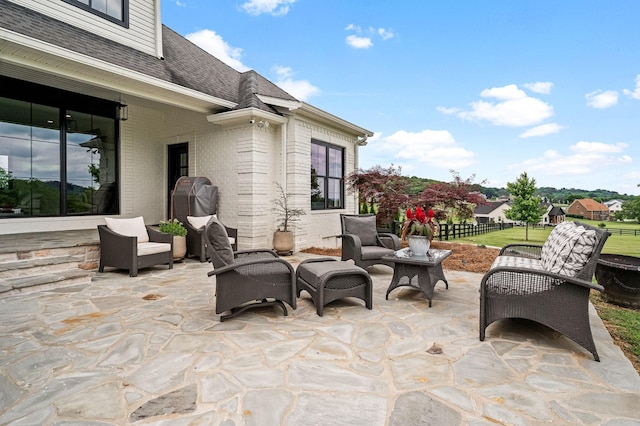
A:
171,176,218,223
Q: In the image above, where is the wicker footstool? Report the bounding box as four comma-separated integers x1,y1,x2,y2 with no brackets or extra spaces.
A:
296,257,373,316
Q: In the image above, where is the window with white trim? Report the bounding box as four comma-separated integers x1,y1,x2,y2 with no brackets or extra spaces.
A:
63,0,129,26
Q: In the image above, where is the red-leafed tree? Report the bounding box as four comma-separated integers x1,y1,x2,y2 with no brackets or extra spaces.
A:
418,170,487,222
345,165,413,226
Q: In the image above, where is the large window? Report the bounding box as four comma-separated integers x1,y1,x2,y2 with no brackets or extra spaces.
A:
0,77,119,218
63,0,129,27
311,140,344,210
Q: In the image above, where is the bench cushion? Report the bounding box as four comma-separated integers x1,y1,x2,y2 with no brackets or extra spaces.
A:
541,221,597,277
187,214,216,230
105,216,149,243
137,242,171,256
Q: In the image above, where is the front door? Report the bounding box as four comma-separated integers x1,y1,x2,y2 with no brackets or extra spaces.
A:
168,143,188,218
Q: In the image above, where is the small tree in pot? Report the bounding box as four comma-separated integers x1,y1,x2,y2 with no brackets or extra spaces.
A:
272,182,305,255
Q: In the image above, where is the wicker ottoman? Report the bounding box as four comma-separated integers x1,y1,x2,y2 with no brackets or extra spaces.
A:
296,257,373,316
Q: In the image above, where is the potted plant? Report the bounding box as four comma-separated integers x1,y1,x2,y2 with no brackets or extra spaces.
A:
159,218,188,260
400,206,438,256
272,183,305,255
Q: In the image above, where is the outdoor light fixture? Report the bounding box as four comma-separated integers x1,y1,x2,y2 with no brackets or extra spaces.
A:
116,101,128,121
257,120,269,128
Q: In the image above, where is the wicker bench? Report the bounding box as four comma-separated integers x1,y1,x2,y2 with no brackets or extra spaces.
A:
296,257,373,316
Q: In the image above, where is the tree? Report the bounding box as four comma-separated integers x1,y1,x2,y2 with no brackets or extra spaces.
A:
618,196,640,223
504,172,544,240
345,165,411,227
419,170,487,222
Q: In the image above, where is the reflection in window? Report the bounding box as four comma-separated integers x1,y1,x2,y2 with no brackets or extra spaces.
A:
0,96,118,218
63,0,127,25
310,140,344,210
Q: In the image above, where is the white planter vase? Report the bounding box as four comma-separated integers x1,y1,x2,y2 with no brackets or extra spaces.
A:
172,235,187,260
407,235,430,256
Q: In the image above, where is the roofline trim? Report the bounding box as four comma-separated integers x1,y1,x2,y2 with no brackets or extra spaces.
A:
255,94,302,111
206,107,287,125
298,102,373,138
1,29,237,110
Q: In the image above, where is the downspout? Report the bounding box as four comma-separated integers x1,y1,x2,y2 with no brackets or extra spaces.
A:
154,0,164,59
354,134,368,213
282,117,289,189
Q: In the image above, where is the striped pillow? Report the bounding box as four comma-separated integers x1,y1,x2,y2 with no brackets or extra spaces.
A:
541,221,597,277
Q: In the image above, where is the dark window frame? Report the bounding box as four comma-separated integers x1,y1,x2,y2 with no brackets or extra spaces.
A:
311,139,344,210
0,76,120,218
62,0,129,28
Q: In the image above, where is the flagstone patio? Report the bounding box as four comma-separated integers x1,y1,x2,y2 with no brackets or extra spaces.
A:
1,253,639,425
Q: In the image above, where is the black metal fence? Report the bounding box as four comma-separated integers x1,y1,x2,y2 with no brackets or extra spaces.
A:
384,221,513,241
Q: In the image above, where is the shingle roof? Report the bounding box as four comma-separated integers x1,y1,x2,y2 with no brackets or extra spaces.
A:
474,201,507,215
576,198,609,212
0,0,297,112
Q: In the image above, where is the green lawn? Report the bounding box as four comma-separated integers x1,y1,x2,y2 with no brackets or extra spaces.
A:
450,219,640,257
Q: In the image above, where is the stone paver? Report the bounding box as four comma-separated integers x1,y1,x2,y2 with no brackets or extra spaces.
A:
1,254,639,425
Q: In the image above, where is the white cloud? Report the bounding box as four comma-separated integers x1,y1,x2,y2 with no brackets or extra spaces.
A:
346,35,373,49
519,123,562,138
511,141,631,175
185,29,250,72
524,82,553,94
435,106,461,115
175,1,186,6
344,24,393,48
378,28,395,40
371,129,476,170
623,74,640,100
273,66,320,101
454,84,554,127
241,0,295,16
585,90,619,108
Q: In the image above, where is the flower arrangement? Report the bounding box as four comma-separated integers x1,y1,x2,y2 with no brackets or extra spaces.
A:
401,206,437,240
159,218,187,237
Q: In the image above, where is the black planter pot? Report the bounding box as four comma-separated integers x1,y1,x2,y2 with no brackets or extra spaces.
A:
595,254,640,309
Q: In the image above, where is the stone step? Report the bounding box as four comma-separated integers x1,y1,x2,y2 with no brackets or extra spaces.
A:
0,255,83,279
0,269,94,297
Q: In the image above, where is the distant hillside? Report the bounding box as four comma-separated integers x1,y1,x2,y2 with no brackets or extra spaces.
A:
407,176,632,203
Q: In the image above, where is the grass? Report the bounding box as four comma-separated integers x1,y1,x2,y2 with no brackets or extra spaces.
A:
451,219,640,257
448,219,640,372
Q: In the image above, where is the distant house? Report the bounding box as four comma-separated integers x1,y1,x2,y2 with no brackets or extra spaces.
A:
474,201,513,224
547,205,566,224
567,199,610,221
604,199,624,214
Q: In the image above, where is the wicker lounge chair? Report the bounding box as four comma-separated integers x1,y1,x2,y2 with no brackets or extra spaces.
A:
98,216,173,277
340,214,400,269
204,216,296,321
479,220,610,361
185,215,237,262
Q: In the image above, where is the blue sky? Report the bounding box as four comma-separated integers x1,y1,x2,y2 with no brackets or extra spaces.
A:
162,0,640,196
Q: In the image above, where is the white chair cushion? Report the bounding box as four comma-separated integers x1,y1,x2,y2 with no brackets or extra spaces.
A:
541,221,597,277
187,214,216,230
137,242,171,256
105,216,149,243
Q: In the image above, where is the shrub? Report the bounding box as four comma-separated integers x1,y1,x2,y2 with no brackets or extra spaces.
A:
159,219,187,237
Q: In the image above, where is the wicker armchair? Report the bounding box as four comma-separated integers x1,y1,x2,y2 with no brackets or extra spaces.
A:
479,221,610,361
185,215,237,262
98,217,173,277
204,216,296,321
340,214,400,269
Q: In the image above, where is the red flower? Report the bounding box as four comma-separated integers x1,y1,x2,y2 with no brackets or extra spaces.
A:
427,209,435,220
406,208,413,220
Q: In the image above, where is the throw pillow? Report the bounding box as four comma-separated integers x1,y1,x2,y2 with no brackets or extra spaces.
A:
204,215,234,266
343,215,378,246
104,216,149,243
187,215,215,230
541,222,597,276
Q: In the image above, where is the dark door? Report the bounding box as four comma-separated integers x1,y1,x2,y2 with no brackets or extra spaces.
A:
168,143,188,217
